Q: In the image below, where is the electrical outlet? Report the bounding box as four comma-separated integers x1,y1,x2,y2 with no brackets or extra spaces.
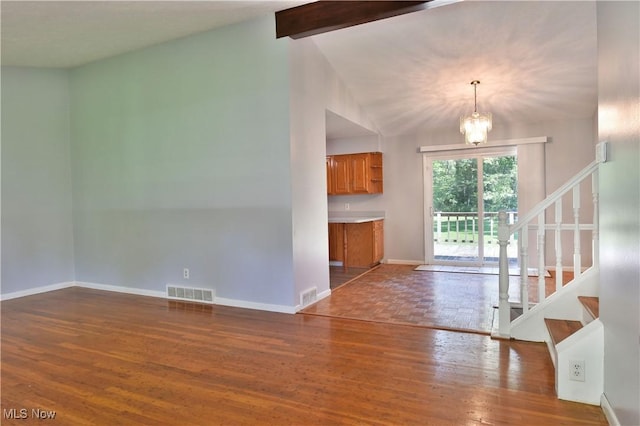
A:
569,359,585,382
345,203,350,211
183,268,190,280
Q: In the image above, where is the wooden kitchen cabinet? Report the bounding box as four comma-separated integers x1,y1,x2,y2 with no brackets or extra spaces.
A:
327,157,335,194
328,220,384,268
372,219,384,263
332,155,351,195
326,152,383,195
328,223,344,261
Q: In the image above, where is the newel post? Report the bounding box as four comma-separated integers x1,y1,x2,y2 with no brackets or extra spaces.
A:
498,211,511,337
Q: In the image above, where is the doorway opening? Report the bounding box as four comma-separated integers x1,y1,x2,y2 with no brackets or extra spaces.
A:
424,149,519,266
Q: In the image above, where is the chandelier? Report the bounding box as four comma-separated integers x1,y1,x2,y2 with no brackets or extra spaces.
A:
460,80,492,146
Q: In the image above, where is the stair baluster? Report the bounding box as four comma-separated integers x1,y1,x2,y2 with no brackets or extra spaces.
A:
537,212,546,303
573,186,582,278
519,227,529,312
497,212,511,337
495,155,602,338
555,200,563,292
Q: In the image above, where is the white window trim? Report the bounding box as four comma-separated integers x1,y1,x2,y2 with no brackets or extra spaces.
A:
419,136,549,153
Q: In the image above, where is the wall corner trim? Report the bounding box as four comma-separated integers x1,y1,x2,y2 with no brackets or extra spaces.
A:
75,281,166,299
0,281,75,301
2,281,299,315
601,393,621,426
384,259,424,266
215,297,296,314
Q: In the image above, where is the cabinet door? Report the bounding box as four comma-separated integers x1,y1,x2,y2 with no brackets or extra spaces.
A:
345,222,374,267
350,154,370,193
373,220,384,262
328,223,344,261
333,155,351,194
326,157,335,195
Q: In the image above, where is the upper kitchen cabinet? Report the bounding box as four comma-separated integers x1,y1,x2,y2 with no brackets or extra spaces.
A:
326,152,383,195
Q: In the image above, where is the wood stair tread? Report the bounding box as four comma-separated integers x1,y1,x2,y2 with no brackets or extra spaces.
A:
578,296,599,319
544,318,583,346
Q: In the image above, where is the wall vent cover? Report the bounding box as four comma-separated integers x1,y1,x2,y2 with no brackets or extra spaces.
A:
167,285,214,304
300,287,318,307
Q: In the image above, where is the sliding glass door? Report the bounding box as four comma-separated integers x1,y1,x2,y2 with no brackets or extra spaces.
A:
425,150,518,265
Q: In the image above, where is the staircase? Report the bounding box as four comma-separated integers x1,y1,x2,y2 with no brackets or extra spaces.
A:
493,144,607,405
543,295,603,405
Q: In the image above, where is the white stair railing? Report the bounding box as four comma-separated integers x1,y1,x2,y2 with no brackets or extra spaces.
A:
497,159,602,337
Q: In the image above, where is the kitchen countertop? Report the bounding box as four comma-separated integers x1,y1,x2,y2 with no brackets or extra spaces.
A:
328,216,384,224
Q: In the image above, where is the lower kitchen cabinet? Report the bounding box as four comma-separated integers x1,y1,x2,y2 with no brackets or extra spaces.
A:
328,223,344,262
328,220,384,268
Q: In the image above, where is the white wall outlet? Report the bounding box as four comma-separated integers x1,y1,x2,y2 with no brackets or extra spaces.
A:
183,268,190,280
569,359,585,382
345,203,350,210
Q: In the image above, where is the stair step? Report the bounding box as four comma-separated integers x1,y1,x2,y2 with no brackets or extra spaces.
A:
544,318,583,346
578,296,599,319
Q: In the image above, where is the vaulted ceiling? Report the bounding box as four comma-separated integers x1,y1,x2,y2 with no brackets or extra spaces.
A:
1,1,598,137
313,1,598,136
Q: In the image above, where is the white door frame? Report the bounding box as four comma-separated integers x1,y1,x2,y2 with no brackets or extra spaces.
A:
423,146,517,265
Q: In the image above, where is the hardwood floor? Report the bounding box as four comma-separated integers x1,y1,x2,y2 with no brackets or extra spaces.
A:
329,265,375,290
312,265,574,334
1,287,606,425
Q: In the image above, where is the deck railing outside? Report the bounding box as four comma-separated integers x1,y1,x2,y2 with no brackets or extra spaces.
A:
433,211,517,245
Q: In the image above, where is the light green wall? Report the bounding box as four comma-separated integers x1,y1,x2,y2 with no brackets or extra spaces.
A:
1,67,75,294
70,16,296,307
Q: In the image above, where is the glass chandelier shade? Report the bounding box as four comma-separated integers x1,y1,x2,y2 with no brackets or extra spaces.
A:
460,80,492,146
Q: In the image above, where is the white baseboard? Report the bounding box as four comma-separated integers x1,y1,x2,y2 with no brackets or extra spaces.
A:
294,288,331,312
75,281,165,299
215,297,296,314
384,259,424,266
3,280,299,315
317,288,331,301
0,281,75,301
601,393,620,426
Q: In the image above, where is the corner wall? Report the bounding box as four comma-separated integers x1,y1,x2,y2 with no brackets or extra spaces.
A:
289,38,381,307
288,38,330,306
1,67,75,296
596,2,640,424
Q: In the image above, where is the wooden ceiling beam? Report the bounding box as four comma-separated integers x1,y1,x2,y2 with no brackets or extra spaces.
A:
275,1,431,39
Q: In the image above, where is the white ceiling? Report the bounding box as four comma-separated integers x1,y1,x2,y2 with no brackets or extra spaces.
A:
0,1,304,68
1,1,598,137
314,0,598,136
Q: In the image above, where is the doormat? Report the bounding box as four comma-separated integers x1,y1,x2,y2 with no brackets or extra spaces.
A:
414,264,551,277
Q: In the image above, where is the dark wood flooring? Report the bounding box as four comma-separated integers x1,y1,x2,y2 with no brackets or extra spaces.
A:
0,287,606,425
329,265,375,290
